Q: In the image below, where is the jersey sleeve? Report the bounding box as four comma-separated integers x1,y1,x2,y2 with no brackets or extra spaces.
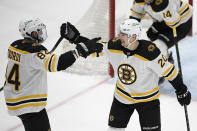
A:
31,50,60,72
162,2,182,28
148,53,178,81
31,50,77,72
129,2,146,20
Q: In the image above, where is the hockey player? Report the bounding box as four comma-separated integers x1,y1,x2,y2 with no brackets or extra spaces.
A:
3,18,102,131
63,19,191,131
129,0,192,62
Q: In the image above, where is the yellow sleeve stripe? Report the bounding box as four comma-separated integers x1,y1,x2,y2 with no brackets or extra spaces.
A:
165,15,181,26
99,52,104,56
178,3,189,14
45,54,52,72
5,94,47,102
162,64,173,76
9,46,30,54
8,102,47,110
91,52,104,58
130,9,144,18
51,55,57,72
166,67,178,80
181,6,191,19
133,54,149,61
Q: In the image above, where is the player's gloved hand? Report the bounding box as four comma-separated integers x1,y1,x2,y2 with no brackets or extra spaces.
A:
176,86,191,106
60,22,80,43
76,37,103,58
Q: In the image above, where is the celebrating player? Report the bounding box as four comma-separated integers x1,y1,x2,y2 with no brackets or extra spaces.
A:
62,19,191,131
3,18,102,131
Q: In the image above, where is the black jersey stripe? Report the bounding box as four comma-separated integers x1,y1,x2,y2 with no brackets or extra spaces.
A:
116,85,159,100
180,6,189,16
164,65,175,78
6,98,47,106
48,54,55,72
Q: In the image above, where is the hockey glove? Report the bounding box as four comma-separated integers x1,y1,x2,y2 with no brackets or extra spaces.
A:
76,37,103,58
60,22,80,43
176,86,191,106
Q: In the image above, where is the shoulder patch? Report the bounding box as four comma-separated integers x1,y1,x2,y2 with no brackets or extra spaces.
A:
148,44,156,52
135,40,161,61
150,0,169,12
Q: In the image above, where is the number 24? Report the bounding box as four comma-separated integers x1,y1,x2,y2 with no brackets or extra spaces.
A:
158,55,167,68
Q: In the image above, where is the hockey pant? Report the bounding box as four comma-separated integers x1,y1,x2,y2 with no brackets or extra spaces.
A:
108,97,161,131
18,108,51,131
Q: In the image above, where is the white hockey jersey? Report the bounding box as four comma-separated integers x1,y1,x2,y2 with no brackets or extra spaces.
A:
130,0,192,28
98,38,178,104
4,39,77,116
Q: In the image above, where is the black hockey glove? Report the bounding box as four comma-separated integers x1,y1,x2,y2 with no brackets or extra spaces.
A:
176,86,191,106
76,37,103,58
60,22,80,43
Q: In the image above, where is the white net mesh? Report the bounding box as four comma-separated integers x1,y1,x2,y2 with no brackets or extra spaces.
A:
62,0,110,76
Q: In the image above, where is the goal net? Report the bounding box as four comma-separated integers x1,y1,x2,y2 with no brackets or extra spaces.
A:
62,0,111,76
61,0,195,76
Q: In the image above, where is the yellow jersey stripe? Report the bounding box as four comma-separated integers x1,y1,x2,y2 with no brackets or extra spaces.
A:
135,93,160,103
116,81,126,90
45,54,52,72
5,94,47,102
133,54,149,61
109,49,123,54
166,67,178,80
116,88,160,103
9,46,30,54
51,55,57,72
117,81,159,97
115,88,136,103
129,86,159,96
8,102,47,110
162,64,173,76
135,2,145,6
92,53,97,58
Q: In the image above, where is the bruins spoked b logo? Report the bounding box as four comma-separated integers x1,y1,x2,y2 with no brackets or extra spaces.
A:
118,64,137,85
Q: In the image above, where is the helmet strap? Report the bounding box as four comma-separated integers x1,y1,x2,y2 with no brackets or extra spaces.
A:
126,35,137,49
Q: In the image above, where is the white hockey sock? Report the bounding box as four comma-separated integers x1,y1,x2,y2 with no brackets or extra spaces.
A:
107,127,125,131
153,39,168,58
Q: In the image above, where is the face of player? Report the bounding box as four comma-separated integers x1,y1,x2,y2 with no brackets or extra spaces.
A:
118,32,138,50
118,32,129,48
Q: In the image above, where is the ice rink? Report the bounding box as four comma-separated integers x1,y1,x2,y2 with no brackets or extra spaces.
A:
0,0,197,131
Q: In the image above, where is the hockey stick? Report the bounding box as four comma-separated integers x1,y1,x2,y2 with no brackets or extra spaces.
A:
49,36,64,53
173,27,190,131
0,36,64,92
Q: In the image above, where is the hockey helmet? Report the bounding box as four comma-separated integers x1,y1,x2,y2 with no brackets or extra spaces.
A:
19,18,47,43
119,19,142,40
